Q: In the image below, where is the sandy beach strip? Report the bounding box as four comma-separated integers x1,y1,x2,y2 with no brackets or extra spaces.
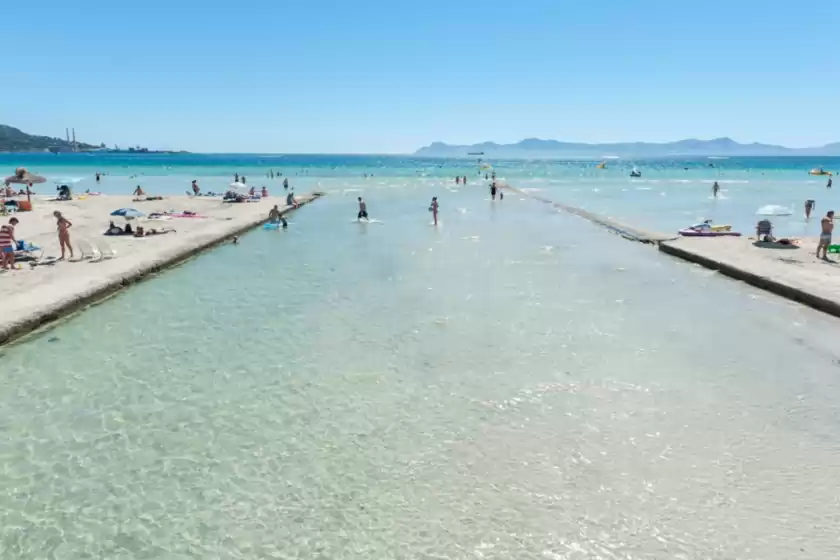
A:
0,192,320,344
660,236,840,317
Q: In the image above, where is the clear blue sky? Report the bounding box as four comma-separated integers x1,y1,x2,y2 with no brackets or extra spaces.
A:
5,0,839,153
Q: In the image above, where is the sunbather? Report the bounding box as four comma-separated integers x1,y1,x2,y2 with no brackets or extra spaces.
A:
105,221,125,236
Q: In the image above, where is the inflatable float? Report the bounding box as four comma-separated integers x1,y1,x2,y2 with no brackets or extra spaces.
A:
809,168,833,176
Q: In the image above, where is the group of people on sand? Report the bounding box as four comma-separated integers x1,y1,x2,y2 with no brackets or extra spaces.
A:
1,212,73,268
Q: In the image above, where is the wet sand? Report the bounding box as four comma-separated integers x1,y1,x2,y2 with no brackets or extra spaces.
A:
0,193,320,344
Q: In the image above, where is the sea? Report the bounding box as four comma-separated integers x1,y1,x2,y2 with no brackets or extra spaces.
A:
2,153,840,558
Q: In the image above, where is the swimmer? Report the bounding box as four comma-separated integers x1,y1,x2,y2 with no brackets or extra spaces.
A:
357,197,369,221
712,181,720,198
430,197,439,225
805,199,815,219
232,236,239,245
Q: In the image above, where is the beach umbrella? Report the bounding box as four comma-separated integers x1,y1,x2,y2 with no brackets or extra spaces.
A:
111,208,145,219
4,167,46,185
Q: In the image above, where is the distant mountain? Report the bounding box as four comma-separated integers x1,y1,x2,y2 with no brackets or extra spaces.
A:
0,124,100,152
414,137,840,158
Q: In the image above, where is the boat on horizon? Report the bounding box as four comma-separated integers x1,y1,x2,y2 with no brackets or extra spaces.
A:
467,152,484,155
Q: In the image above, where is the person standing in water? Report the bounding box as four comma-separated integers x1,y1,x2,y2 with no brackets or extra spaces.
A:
490,181,497,200
463,176,468,185
712,181,720,198
430,197,439,225
357,197,369,221
234,173,240,183
828,177,833,189
817,210,835,259
53,211,74,260
456,176,461,185
95,172,101,183
805,199,815,219
191,180,200,195
283,178,289,190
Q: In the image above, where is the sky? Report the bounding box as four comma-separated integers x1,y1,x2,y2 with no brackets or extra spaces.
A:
4,0,840,153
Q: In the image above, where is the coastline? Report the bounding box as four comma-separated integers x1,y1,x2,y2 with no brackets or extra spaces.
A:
0,193,321,345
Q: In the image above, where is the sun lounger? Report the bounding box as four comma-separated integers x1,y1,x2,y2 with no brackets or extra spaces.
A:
75,239,96,261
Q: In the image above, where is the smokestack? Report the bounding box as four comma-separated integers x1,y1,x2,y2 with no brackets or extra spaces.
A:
66,128,69,143
72,128,76,151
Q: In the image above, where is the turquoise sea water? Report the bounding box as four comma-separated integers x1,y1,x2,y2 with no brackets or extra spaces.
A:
3,154,840,557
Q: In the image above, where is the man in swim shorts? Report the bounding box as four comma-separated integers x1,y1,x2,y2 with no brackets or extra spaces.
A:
817,210,834,259
268,205,281,223
357,197,368,220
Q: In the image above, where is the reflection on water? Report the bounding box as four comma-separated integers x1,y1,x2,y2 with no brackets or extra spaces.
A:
2,187,840,558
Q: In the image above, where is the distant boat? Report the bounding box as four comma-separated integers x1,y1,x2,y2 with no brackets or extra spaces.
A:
467,152,484,155
595,162,606,169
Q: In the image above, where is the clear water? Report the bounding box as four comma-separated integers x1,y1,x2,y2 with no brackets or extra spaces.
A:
2,155,840,558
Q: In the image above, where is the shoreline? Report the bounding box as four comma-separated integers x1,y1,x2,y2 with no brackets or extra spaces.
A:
0,193,321,346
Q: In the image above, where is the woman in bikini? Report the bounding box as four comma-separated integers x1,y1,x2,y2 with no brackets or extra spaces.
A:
53,211,74,260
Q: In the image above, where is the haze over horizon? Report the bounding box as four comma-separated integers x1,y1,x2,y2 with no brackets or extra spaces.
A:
5,0,839,153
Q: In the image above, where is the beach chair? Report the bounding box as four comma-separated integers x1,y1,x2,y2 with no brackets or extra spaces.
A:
93,239,117,261
75,239,97,261
756,219,773,241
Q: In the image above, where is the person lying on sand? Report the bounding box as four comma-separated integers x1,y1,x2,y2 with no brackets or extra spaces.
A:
105,221,125,236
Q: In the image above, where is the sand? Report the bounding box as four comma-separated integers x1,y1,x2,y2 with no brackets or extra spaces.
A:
0,193,320,343
660,235,840,317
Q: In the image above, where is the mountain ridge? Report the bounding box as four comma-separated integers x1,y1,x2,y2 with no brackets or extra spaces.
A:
0,124,99,152
414,137,840,157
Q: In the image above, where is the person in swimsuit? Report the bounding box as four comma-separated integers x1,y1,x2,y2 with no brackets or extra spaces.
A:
430,197,439,225
53,211,74,260
95,172,101,183
357,197,369,221
283,178,289,190
133,185,145,197
0,217,19,269
712,181,720,198
268,205,281,223
490,181,497,200
192,180,200,195
817,210,835,259
828,177,833,189
805,199,815,219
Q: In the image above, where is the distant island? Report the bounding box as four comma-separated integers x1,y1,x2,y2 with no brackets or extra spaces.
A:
414,137,840,158
0,124,186,154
